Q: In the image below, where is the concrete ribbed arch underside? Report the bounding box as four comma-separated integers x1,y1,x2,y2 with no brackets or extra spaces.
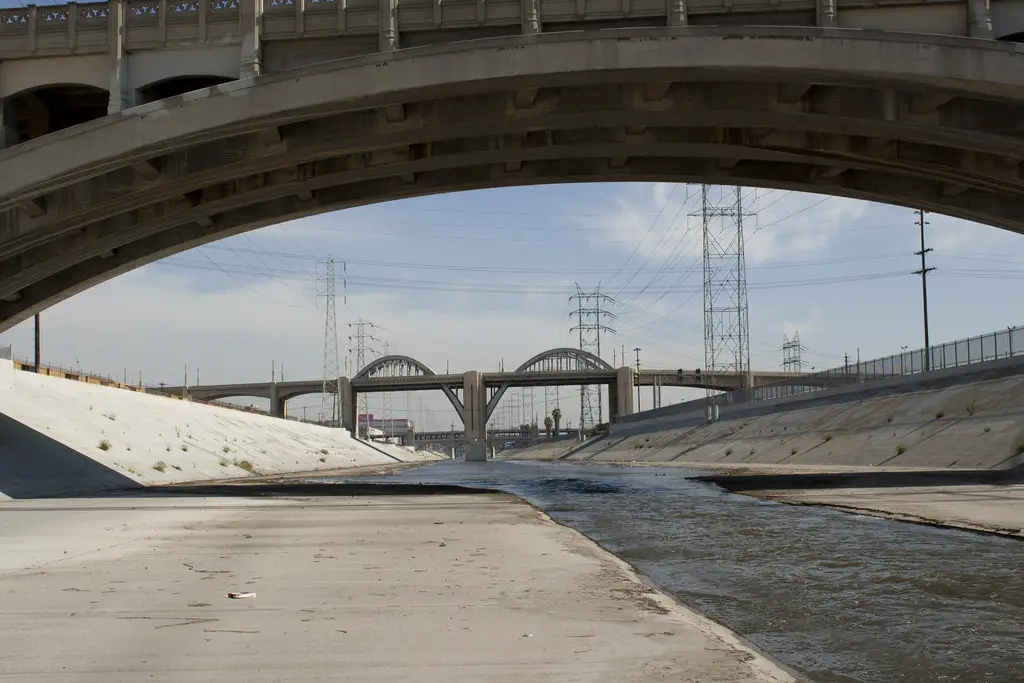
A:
2,26,1024,331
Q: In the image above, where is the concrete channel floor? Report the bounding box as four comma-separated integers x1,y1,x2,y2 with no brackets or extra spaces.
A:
0,491,793,683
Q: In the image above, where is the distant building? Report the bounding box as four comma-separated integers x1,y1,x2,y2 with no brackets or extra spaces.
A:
357,414,415,443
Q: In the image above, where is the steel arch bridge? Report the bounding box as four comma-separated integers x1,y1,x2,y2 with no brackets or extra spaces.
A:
350,347,620,425
485,347,613,420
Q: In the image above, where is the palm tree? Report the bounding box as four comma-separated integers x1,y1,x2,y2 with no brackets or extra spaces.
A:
543,416,553,439
552,408,562,435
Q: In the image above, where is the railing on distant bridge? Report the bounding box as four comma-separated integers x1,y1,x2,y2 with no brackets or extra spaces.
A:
706,325,1024,410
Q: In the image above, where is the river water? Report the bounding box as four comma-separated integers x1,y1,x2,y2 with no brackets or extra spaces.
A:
326,459,1023,683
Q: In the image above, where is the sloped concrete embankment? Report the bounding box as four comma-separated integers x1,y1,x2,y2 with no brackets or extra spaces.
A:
0,359,440,499
561,370,1024,470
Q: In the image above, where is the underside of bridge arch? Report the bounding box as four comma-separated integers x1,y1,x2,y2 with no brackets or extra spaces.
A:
137,75,237,106
2,28,1024,332
5,84,108,145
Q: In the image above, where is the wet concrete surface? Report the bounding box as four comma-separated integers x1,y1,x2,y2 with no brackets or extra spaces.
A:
334,460,1024,683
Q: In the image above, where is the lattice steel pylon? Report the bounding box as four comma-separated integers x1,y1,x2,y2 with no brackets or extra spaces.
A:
782,332,805,372
348,318,379,437
698,186,752,415
569,283,616,433
317,258,341,425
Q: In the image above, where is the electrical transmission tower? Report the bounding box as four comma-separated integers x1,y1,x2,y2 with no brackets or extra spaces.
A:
317,258,341,426
697,185,752,413
569,284,616,432
782,332,805,372
348,318,379,437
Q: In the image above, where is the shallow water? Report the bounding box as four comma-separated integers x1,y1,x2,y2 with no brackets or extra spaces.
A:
328,459,1024,683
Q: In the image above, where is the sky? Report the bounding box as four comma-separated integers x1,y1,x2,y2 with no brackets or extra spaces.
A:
2,182,1023,432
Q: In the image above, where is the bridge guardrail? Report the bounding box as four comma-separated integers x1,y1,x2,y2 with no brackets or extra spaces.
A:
649,324,1024,418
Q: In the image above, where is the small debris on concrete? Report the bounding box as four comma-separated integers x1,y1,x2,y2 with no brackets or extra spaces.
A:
227,592,256,599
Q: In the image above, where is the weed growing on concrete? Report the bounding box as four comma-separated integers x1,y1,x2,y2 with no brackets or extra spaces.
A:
319,457,327,463
180,444,188,452
165,445,171,452
824,434,832,442
725,448,733,456
222,445,231,453
126,446,131,452
896,445,907,455
790,448,797,456
966,399,977,416
887,416,893,423
935,411,945,419
219,458,229,467
104,413,117,421
749,449,755,455
234,459,255,472
152,461,167,473
984,427,991,433
98,439,112,451
320,448,328,455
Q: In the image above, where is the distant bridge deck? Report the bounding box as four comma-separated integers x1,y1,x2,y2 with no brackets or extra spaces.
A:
163,368,827,404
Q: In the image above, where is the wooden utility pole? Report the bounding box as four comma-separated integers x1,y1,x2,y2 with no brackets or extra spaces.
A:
913,209,935,371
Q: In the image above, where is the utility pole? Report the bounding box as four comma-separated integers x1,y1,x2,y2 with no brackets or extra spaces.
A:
33,313,40,372
913,209,935,371
569,283,616,432
633,347,642,411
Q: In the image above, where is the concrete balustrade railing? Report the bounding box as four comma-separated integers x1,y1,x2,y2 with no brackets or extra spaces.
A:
0,0,994,61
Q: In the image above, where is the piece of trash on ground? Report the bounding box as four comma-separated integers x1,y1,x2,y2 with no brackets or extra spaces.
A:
227,592,256,599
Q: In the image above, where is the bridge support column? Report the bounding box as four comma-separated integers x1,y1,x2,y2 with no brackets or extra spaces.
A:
0,98,16,150
269,382,285,418
107,0,134,113
608,367,635,424
462,371,487,461
816,0,837,27
240,0,264,77
968,0,993,38
338,377,356,433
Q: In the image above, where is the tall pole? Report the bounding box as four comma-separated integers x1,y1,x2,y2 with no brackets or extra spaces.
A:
633,347,642,411
33,313,40,372
913,209,935,371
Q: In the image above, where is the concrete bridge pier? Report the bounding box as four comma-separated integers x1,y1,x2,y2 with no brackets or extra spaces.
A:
269,382,284,418
608,367,635,424
338,377,356,434
0,99,15,150
462,371,487,461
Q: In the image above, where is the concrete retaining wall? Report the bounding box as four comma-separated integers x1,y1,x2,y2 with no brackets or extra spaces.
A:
0,361,440,498
559,366,1024,471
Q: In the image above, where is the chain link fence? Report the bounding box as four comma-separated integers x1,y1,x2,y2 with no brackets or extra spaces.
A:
668,325,1024,415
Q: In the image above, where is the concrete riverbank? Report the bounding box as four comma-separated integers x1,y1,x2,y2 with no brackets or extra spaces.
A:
691,466,1024,537
0,484,794,682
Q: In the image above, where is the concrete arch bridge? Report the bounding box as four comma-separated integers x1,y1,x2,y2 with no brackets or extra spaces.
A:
162,346,821,457
1,20,1024,330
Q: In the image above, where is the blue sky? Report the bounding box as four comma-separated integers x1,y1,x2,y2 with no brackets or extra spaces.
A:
3,182,1022,430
